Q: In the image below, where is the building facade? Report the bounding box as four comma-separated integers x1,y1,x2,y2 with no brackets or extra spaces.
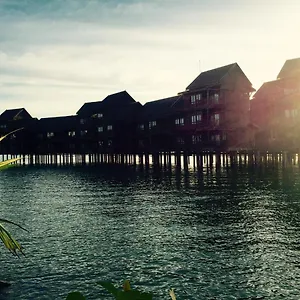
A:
251,58,300,151
176,63,255,151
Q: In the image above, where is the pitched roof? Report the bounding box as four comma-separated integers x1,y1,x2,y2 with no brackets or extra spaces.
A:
253,80,282,99
277,58,300,79
140,95,183,120
102,90,135,105
0,108,32,121
76,91,136,116
76,101,103,117
37,115,77,132
186,63,254,92
186,63,236,91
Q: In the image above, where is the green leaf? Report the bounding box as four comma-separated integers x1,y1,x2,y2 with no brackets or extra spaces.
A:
98,281,119,297
0,223,24,256
0,127,24,142
0,157,22,169
66,291,86,300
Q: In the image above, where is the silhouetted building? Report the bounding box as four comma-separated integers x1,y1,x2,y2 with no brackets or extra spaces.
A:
251,57,300,150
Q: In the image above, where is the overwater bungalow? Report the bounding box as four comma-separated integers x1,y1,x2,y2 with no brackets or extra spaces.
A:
178,63,255,151
137,95,184,153
251,57,300,151
0,108,36,154
76,91,143,154
35,115,78,154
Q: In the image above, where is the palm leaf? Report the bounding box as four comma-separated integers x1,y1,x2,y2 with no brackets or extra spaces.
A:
0,128,26,255
0,127,24,142
0,223,24,256
0,157,22,168
0,128,24,169
0,219,27,256
0,218,28,232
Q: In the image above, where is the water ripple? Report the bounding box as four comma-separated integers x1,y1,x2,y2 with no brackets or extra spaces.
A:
0,165,299,299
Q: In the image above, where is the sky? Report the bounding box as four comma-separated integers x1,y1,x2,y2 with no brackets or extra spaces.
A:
0,0,300,118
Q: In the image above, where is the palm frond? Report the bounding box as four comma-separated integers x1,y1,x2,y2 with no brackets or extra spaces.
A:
0,127,26,256
0,218,28,232
0,223,24,256
0,127,24,142
0,158,22,168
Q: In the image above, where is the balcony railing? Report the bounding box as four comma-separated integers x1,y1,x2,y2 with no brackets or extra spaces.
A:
181,97,225,111
174,119,225,131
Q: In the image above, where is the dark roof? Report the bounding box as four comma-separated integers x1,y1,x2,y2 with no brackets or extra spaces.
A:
186,63,236,91
0,108,32,121
37,115,77,132
76,101,103,117
102,90,135,105
186,63,253,92
76,91,136,116
253,80,282,99
140,95,183,120
277,58,300,79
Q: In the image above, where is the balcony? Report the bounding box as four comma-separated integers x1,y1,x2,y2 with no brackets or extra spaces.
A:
181,97,225,112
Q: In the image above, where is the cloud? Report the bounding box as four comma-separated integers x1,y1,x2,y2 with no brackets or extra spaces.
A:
0,0,300,117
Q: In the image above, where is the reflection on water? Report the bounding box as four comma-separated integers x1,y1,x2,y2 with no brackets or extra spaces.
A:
0,163,299,299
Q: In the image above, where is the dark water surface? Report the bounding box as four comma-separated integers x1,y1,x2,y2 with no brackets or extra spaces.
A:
0,164,299,299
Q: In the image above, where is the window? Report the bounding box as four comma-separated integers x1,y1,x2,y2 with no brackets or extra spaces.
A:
80,130,87,136
211,113,220,125
286,109,298,118
222,133,227,140
139,124,145,130
191,114,202,124
91,113,103,119
108,140,113,146
196,94,202,101
211,134,221,142
98,126,104,132
291,109,298,118
192,135,201,144
107,125,113,131
68,131,76,137
191,95,196,104
149,121,157,129
80,118,86,125
284,88,296,95
175,118,184,126
285,110,290,118
98,141,104,147
191,116,196,124
214,93,219,102
0,124,7,129
47,132,54,138
177,137,185,144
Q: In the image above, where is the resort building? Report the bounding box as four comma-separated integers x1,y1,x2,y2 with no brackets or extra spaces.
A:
178,63,255,151
251,57,300,151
